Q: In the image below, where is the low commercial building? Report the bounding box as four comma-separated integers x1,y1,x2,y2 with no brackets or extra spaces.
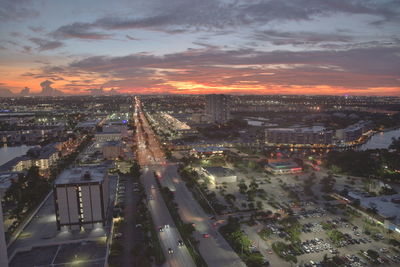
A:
95,131,121,142
200,166,237,184
101,141,123,160
190,146,227,158
102,123,128,138
336,192,400,236
266,161,302,174
54,167,109,230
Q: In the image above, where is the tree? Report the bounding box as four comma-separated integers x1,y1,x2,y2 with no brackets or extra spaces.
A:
249,181,259,191
321,175,336,193
238,182,248,194
130,161,141,177
224,194,236,205
256,201,263,210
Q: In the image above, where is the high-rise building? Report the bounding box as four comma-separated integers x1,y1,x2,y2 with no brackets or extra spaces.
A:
205,94,230,123
0,200,8,267
53,167,109,230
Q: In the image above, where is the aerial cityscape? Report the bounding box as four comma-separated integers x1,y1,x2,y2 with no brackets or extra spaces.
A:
1,1,400,267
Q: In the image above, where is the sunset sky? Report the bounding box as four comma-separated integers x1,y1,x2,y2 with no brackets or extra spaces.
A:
0,0,399,96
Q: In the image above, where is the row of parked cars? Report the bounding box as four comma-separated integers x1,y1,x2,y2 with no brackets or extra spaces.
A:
296,207,326,219
300,238,333,254
336,233,372,247
302,222,324,233
113,180,126,218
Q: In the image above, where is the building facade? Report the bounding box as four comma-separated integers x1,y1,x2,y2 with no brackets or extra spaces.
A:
101,141,123,160
266,161,302,174
200,166,237,184
205,94,230,123
336,120,373,143
0,201,8,267
54,167,109,230
95,131,121,142
265,126,333,146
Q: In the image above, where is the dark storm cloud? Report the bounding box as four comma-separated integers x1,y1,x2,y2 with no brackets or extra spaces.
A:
51,22,112,40
29,37,63,51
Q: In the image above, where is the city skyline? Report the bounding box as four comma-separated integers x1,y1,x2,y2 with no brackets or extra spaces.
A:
1,0,400,96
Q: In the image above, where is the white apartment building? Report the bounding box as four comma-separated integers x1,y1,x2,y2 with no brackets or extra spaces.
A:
54,167,109,230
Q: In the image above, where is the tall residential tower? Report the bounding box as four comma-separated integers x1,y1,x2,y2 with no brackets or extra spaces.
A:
205,94,230,123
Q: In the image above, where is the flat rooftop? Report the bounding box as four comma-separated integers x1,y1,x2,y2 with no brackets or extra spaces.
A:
194,146,227,153
203,166,235,177
268,161,299,169
267,126,327,132
10,239,106,267
56,167,107,185
359,193,400,224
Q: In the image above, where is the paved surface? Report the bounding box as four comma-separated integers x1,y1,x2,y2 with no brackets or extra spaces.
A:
117,175,145,267
142,167,195,267
158,164,247,267
242,224,288,267
134,97,196,267
134,96,245,267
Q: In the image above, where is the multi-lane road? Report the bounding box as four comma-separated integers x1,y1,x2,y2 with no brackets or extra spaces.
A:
156,164,246,267
133,97,245,267
134,98,195,267
142,166,195,267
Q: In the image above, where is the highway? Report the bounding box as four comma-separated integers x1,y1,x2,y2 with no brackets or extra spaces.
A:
134,97,245,267
133,98,195,267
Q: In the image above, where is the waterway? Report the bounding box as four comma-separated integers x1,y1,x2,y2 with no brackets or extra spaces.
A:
358,128,400,151
0,145,36,166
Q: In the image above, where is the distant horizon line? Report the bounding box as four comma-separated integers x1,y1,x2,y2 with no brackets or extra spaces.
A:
1,93,399,98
